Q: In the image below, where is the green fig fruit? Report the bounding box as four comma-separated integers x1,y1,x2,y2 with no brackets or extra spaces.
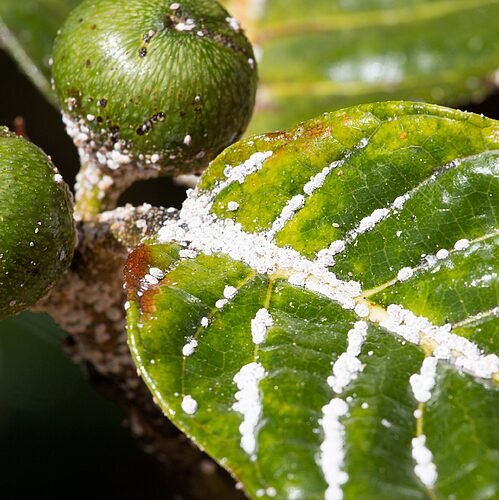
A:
52,0,257,175
0,128,75,320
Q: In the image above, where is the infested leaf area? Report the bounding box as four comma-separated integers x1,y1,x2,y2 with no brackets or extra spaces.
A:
1,1,499,499
126,102,499,499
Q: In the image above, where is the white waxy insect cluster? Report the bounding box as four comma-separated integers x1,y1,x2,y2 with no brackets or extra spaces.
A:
316,240,346,267
454,239,470,251
319,398,350,500
435,249,449,260
327,321,368,394
250,308,274,344
182,338,198,356
232,362,266,459
175,19,196,32
411,435,438,487
219,151,273,189
380,305,498,379
224,285,238,299
397,267,414,282
351,208,390,238
215,285,239,309
319,320,369,498
410,356,438,403
181,394,198,414
266,194,305,239
303,161,343,196
409,358,439,487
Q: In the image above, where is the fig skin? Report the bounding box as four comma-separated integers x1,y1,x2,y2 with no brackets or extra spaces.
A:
52,0,257,174
0,128,75,320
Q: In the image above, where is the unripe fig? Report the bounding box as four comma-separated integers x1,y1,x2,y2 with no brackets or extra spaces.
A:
0,128,75,320
52,0,257,174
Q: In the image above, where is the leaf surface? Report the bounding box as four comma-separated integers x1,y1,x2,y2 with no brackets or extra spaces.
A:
126,102,499,499
222,0,499,134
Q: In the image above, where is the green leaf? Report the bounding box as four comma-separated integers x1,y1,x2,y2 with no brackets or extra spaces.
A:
0,0,81,104
126,102,499,499
222,0,499,134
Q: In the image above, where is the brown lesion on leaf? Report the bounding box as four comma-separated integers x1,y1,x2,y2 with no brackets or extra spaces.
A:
125,245,152,294
124,244,162,315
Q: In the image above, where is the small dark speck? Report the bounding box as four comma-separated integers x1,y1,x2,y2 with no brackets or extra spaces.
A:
109,125,120,142
96,116,103,123
139,47,148,57
98,98,107,107
78,18,83,23
91,24,97,30
86,59,92,68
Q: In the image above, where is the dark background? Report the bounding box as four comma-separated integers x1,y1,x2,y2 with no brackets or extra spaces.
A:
0,46,498,499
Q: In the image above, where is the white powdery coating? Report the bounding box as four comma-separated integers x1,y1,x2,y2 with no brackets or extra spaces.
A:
454,239,470,251
223,285,238,299
380,305,499,379
319,398,349,500
220,151,273,190
251,308,274,344
327,321,368,393
200,316,209,327
232,362,266,459
182,338,198,357
410,357,438,403
227,201,239,211
411,435,438,487
266,194,305,239
181,395,198,414
397,267,414,282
